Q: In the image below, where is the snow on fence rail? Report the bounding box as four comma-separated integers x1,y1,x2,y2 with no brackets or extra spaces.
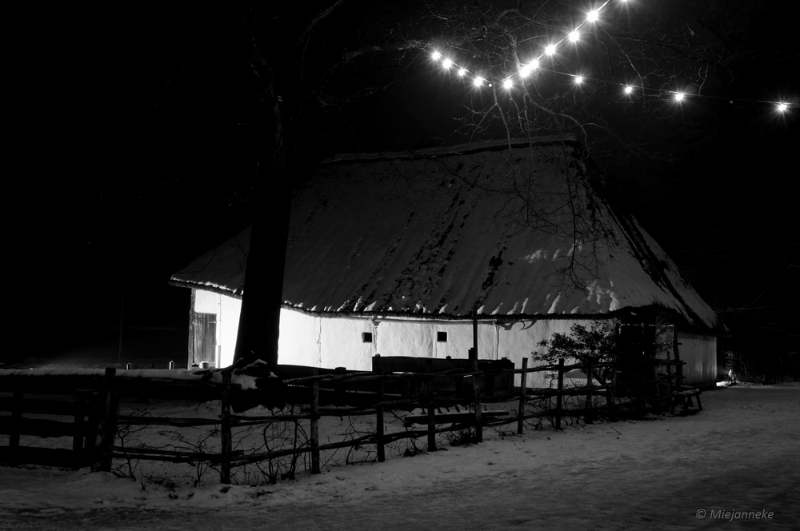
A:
0,357,699,484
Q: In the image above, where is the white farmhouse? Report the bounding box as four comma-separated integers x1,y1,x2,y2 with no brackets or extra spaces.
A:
171,138,721,388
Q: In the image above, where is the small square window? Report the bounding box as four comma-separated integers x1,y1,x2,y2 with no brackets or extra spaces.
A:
362,332,373,343
437,331,448,342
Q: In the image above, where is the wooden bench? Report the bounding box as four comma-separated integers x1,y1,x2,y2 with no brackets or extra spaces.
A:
670,386,702,414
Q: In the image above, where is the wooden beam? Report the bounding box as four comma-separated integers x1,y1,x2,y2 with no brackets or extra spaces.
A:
517,358,528,435
310,369,320,474
219,372,232,484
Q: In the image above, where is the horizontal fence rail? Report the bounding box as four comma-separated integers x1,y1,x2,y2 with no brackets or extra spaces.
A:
1,354,701,482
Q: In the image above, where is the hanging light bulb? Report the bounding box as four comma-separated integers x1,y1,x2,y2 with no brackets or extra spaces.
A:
545,44,557,55
624,85,633,94
457,67,467,77
520,60,539,78
442,58,453,69
777,102,788,112
587,10,600,22
674,92,685,102
431,51,442,60
575,75,584,84
568,30,580,42
503,79,513,89
473,76,484,87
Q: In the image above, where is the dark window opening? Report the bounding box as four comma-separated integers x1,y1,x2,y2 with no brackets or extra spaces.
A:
437,331,448,342
362,332,373,343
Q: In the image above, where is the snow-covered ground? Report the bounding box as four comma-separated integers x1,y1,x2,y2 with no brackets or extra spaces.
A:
2,382,798,530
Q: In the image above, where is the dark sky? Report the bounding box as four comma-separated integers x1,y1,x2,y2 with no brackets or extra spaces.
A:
16,0,798,361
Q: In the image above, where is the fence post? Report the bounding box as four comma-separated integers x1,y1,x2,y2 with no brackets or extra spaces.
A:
9,387,22,463
72,391,86,469
93,368,119,472
425,360,437,452
517,358,528,435
376,371,385,463
673,328,684,389
607,353,617,418
219,371,232,484
663,325,675,410
310,372,320,474
555,359,564,430
472,358,482,443
585,359,594,424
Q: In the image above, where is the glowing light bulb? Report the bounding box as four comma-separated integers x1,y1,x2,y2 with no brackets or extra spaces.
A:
674,92,685,102
575,76,584,84
457,67,467,77
777,102,788,112
431,51,442,60
624,85,633,94
442,58,452,69
473,77,484,87
520,59,540,78
503,79,513,89
587,10,599,22
568,30,580,42
545,44,557,55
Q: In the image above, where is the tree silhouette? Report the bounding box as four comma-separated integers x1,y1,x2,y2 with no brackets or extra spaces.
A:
224,0,779,369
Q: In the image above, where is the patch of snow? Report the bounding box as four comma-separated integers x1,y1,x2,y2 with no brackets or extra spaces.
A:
547,292,562,314
2,387,798,529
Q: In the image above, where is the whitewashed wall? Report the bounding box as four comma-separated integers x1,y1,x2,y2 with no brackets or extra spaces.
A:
193,289,583,386
192,289,715,388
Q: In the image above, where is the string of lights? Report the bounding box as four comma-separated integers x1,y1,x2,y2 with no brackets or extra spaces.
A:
428,0,791,114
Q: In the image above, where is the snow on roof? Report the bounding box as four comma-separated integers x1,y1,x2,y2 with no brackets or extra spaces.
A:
171,138,719,329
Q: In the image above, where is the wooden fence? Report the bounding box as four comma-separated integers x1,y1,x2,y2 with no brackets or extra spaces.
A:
1,354,700,483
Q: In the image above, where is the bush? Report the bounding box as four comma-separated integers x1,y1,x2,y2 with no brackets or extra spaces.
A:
533,320,618,384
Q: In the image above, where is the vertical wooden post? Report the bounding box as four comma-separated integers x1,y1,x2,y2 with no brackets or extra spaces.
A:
607,351,617,417
10,388,22,456
310,371,320,474
376,372,385,463
188,289,196,369
555,359,564,430
425,360,436,452
334,367,346,406
472,358,482,443
219,371,232,484
72,391,85,469
93,368,118,472
83,391,100,458
671,327,684,415
673,328,683,389
517,358,528,435
585,360,594,424
471,304,479,361
664,325,674,410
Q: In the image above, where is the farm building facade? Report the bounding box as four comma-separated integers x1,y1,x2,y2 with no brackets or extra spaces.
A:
170,138,722,389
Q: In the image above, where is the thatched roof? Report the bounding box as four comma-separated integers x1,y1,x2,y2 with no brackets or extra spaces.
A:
171,138,719,329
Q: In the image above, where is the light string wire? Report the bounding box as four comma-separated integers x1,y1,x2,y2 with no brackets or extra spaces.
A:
428,0,791,113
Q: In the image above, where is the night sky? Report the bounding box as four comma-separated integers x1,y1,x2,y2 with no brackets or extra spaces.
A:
14,0,798,364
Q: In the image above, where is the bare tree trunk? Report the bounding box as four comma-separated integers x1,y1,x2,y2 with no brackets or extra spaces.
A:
231,1,295,369
232,185,291,368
